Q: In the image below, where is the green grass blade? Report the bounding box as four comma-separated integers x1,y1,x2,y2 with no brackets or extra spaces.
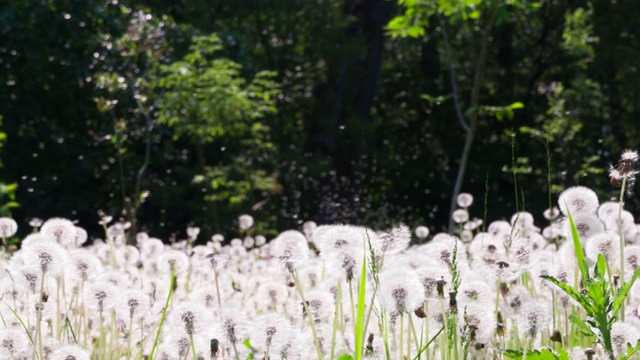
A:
565,208,589,282
354,250,368,360
413,326,444,360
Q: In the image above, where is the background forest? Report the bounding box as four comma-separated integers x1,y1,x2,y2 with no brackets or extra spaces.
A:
1,0,638,241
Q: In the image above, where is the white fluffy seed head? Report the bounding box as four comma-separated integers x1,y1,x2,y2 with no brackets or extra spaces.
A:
377,224,411,254
585,231,621,265
517,299,551,338
65,249,103,283
461,303,497,343
48,344,91,360
414,226,430,239
379,268,424,314
168,301,212,335
543,207,560,220
270,230,310,273
598,201,620,221
0,217,18,238
83,281,119,313
40,217,77,247
456,193,474,208
249,313,294,354
611,322,640,358
238,214,254,230
452,209,470,224
563,213,604,242
21,239,66,276
0,326,30,355
488,221,512,236
621,149,640,162
603,210,635,233
157,249,189,275
558,186,599,216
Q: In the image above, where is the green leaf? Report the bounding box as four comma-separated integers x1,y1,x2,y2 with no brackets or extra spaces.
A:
594,254,607,279
540,275,593,313
339,355,354,360
557,347,570,360
568,314,594,337
406,26,426,37
539,349,560,360
613,267,640,314
3,202,19,208
509,101,525,109
498,348,560,360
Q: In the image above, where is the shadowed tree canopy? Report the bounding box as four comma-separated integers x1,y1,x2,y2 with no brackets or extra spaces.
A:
1,0,639,241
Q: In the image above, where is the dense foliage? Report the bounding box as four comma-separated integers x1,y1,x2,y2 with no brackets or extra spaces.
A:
1,0,638,240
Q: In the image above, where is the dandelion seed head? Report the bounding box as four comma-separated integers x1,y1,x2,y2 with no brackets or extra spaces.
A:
238,214,254,230
48,344,90,360
74,226,88,247
0,327,29,354
270,230,310,272
452,209,469,224
249,313,294,353
543,207,560,220
414,226,430,239
379,268,423,314
488,221,512,236
621,149,639,162
0,217,18,238
462,303,497,342
563,213,604,241
558,186,599,216
518,300,551,338
21,240,66,275
456,193,474,208
586,231,621,265
603,210,635,233
611,322,640,357
457,280,492,307
40,217,77,247
157,249,189,274
83,281,118,313
376,224,411,254
218,307,247,344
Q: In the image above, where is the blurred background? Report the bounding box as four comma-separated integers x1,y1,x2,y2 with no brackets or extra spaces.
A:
0,0,638,241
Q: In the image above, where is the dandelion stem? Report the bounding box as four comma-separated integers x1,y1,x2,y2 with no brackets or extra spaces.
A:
618,175,627,321
149,268,176,360
291,269,324,360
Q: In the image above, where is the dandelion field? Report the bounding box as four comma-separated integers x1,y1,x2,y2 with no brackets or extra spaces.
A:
2,152,640,360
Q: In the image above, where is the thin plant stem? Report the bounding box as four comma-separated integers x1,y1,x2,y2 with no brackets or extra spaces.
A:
291,269,324,360
188,332,198,360
618,175,627,321
149,268,176,360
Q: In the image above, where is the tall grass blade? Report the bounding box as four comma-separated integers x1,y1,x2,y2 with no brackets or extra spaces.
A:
354,247,367,360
